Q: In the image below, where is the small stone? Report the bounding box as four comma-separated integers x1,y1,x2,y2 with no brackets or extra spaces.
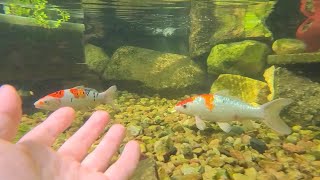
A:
250,137,268,154
157,167,170,180
127,125,142,136
172,124,185,133
300,130,313,136
243,151,253,162
131,158,158,180
202,144,209,151
181,163,202,175
225,137,235,144
176,143,193,158
233,173,249,180
229,165,245,174
154,115,162,124
216,168,229,179
286,133,300,143
206,148,221,156
265,169,286,180
171,174,202,180
245,167,257,179
283,143,306,153
266,132,280,140
233,138,242,148
209,139,221,148
311,145,320,160
241,135,252,145
207,155,225,167
141,136,152,141
229,126,245,135
170,155,189,166
182,118,196,128
139,143,147,153
257,171,277,180
202,165,217,179
258,160,283,171
192,148,203,155
154,135,177,162
221,155,236,164
223,164,235,176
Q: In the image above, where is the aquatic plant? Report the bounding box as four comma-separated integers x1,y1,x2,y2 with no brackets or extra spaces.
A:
5,0,70,28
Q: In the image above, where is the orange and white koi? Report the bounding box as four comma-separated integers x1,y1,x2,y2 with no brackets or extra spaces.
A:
34,85,117,111
174,92,293,135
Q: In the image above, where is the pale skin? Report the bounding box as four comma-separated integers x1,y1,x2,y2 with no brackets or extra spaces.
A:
0,85,141,180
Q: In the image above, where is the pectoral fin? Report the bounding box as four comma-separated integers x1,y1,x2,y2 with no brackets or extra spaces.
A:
195,116,206,130
217,122,232,133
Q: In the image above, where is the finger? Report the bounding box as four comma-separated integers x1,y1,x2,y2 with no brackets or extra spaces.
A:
81,124,125,172
18,107,75,146
104,141,140,180
0,85,22,141
58,111,109,161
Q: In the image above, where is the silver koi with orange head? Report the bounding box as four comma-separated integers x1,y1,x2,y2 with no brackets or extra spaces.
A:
34,85,117,111
174,92,293,135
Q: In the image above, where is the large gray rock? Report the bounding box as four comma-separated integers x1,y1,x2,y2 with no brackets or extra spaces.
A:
103,46,207,96
272,38,306,55
273,67,320,126
207,40,270,78
189,0,214,59
84,43,110,74
189,0,275,59
210,1,275,44
268,52,320,65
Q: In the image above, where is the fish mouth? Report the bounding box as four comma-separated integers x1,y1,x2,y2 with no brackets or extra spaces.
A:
34,101,40,109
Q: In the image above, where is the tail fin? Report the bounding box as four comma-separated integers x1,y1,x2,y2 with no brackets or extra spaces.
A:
102,85,117,106
260,98,293,135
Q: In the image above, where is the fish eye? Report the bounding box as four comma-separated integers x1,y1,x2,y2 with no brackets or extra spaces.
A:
183,104,187,108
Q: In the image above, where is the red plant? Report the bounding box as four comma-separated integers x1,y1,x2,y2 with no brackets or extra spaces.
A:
296,0,320,52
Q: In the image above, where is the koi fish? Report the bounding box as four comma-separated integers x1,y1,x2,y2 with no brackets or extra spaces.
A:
174,92,293,135
34,85,117,111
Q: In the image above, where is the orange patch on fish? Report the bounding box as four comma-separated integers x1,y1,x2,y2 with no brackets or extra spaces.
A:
200,94,214,110
48,90,65,98
38,101,44,105
176,96,196,106
70,88,86,99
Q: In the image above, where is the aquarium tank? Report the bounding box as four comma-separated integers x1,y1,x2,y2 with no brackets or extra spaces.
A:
1,0,320,179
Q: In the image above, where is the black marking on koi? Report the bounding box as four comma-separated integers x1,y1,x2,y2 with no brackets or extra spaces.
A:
85,89,90,96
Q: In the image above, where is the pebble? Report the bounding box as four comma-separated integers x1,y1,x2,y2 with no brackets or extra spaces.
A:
250,137,268,154
283,143,306,153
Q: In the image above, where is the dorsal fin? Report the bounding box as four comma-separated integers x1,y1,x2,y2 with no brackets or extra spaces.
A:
72,85,85,89
85,87,99,92
214,90,230,96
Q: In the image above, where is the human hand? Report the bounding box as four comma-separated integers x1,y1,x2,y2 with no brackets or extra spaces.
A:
0,85,140,180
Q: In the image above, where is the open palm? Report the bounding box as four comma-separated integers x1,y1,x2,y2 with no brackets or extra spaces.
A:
0,85,140,180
